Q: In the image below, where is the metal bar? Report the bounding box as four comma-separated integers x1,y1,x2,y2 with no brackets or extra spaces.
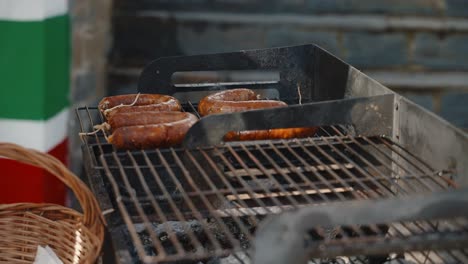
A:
397,222,435,264
362,136,437,192
225,187,353,201
331,132,421,194
215,205,295,217
99,154,149,261
120,174,438,204
141,249,235,264
279,141,349,201
225,144,287,210
364,136,445,192
453,249,468,263
389,222,438,264
295,138,368,199
184,149,257,238
155,149,225,254
240,144,301,206
307,137,384,198
344,137,424,193
378,137,433,175
382,136,435,173
267,141,340,203
318,126,333,137
378,136,458,188
187,100,201,119
232,252,248,264
142,151,206,258
254,189,468,264
197,148,262,224
75,108,86,137
224,163,355,177
417,222,467,263
127,151,185,257
85,106,104,144
213,147,276,214
170,148,243,250
282,140,371,238
322,136,402,196
255,143,341,204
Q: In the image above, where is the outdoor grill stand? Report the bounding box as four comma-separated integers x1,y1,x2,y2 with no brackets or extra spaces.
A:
77,44,468,263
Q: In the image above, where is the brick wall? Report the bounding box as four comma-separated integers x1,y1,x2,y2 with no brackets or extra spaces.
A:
110,0,468,129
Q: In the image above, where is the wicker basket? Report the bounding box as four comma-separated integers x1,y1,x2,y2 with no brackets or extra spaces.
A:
0,143,105,263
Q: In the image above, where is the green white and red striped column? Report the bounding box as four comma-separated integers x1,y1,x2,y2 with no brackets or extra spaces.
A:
0,0,69,204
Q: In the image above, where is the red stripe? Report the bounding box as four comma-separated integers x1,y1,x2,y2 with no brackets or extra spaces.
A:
0,139,67,205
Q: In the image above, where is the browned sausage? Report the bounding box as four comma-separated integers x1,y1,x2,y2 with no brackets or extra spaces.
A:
107,112,198,149
198,88,317,141
105,103,182,119
99,94,181,118
224,127,318,141
107,111,189,130
198,88,286,116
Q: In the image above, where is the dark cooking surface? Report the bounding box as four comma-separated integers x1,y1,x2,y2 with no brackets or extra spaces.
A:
77,104,456,263
78,45,468,263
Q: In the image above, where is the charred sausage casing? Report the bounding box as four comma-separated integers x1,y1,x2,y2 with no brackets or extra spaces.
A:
198,88,287,116
106,110,188,130
99,94,181,118
107,112,198,149
224,127,318,141
198,88,317,141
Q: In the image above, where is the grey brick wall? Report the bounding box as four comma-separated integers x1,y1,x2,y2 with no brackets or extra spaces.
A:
413,33,468,70
343,32,408,68
115,0,446,15
110,0,468,129
70,0,112,174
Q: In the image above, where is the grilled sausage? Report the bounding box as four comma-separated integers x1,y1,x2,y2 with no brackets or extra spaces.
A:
198,88,317,141
198,88,286,116
224,127,318,141
106,111,190,130
99,94,181,118
105,103,182,120
108,112,198,149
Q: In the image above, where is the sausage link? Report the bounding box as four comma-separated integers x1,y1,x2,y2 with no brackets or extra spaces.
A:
199,88,317,141
107,111,192,130
198,88,285,116
224,127,318,141
199,100,287,116
105,102,182,119
107,112,198,149
99,94,181,118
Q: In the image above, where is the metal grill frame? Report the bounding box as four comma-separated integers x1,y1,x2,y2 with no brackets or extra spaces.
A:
78,44,468,263
78,106,456,263
254,189,468,264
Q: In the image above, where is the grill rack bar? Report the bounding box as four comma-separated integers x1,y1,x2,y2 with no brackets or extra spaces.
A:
77,105,460,263
254,189,468,264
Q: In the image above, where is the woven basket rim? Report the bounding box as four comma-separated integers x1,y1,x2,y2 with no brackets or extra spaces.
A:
0,143,105,263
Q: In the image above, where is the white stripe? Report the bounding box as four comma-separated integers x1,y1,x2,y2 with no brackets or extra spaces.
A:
0,0,67,21
0,108,68,152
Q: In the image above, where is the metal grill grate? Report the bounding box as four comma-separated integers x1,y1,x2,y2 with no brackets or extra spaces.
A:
254,189,468,264
304,218,468,264
305,218,468,262
77,106,458,263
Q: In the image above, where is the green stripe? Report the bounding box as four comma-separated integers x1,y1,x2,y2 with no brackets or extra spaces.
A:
0,15,69,120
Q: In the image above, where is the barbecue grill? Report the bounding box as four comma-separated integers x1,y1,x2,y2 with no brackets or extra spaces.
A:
77,44,468,263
